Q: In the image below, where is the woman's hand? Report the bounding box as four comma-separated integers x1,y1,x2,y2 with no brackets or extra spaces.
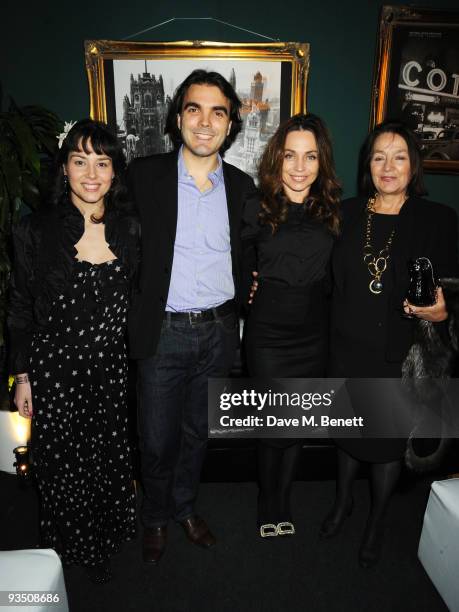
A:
14,376,33,419
248,271,259,305
403,286,448,322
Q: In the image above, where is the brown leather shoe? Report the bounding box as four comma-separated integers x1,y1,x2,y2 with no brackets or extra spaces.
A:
180,516,216,549
142,526,167,564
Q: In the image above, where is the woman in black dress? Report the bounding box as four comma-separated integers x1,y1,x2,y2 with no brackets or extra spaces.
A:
321,121,458,567
242,114,341,538
8,119,139,583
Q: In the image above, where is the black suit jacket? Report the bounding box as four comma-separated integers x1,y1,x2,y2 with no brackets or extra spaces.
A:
332,196,459,362
127,150,256,359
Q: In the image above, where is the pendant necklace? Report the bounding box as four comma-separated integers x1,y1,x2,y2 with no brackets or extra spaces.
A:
363,195,396,295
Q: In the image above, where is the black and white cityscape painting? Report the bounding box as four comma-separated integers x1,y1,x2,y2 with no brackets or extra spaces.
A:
112,59,282,179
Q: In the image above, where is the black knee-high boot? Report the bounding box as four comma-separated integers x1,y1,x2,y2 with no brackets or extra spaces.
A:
278,442,302,524
320,448,360,538
257,442,282,530
359,459,402,568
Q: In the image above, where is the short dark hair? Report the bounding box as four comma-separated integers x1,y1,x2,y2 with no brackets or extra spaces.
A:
359,120,427,197
52,118,131,220
165,69,242,154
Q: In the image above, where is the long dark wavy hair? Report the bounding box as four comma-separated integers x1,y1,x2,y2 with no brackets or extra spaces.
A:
258,114,341,234
165,69,243,154
51,118,131,223
358,119,427,197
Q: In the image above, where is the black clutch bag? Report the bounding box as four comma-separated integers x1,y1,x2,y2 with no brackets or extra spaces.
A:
406,257,437,307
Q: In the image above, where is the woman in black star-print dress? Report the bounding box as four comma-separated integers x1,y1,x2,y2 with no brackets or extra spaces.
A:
8,119,139,583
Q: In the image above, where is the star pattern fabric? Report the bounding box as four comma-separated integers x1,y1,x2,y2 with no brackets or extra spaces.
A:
29,259,137,567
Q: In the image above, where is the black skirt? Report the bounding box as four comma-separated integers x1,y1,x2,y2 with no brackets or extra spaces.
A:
245,280,328,448
329,336,407,463
246,280,328,377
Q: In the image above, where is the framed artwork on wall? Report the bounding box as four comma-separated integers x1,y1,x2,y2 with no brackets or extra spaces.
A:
370,5,459,174
84,39,310,180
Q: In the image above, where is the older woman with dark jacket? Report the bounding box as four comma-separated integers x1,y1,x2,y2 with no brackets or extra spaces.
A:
321,120,458,567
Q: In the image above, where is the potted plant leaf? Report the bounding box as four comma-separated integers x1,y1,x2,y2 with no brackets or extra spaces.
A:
0,86,62,408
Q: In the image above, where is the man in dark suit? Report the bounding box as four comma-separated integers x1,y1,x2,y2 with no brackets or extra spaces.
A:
127,70,255,563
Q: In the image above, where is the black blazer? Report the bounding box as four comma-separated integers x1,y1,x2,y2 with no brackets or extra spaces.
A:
127,150,256,359
332,196,458,362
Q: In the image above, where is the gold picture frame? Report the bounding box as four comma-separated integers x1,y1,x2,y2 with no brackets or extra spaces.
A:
84,39,309,178
370,6,459,174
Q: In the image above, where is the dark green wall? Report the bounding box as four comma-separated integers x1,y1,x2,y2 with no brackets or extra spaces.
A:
3,0,458,207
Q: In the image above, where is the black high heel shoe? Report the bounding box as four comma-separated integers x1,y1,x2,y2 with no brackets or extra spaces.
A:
319,497,354,539
358,521,385,569
277,521,295,536
258,522,279,538
257,493,279,539
277,493,295,537
84,560,113,584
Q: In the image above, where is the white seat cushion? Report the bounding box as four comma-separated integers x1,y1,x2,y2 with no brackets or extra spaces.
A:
0,549,68,612
418,478,459,612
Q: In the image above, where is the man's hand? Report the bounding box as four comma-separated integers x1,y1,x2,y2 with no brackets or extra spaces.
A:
248,271,259,305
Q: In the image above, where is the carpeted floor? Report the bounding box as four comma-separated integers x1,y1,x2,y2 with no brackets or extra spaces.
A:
0,471,448,612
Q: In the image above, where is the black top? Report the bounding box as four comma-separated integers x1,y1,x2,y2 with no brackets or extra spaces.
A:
331,196,458,363
241,194,334,288
334,212,398,350
42,259,130,346
7,201,140,374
